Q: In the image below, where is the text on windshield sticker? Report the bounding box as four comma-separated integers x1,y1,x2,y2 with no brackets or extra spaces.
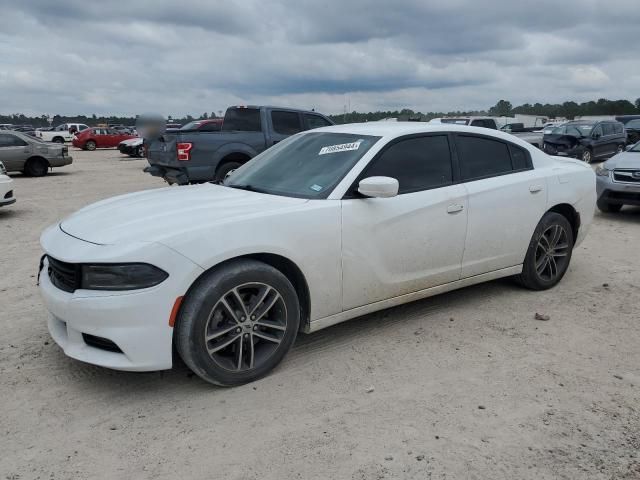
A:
319,141,362,155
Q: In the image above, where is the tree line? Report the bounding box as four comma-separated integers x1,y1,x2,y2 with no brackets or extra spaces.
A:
2,97,639,127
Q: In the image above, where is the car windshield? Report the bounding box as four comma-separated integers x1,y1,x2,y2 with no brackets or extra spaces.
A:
568,123,593,136
225,132,381,199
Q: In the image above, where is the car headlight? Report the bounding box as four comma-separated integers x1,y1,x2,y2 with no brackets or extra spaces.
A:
80,263,168,290
595,166,610,177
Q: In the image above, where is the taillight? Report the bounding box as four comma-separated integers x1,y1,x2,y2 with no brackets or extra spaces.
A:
177,142,193,161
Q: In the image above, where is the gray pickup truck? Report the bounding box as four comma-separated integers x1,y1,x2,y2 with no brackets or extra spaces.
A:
145,106,334,184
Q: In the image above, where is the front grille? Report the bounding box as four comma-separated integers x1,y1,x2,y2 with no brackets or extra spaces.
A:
82,334,123,353
613,170,640,184
4,190,12,199
47,256,80,293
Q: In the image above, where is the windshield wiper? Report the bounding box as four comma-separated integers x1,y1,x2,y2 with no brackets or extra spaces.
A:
227,184,269,194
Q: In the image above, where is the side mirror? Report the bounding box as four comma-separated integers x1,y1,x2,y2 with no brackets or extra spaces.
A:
357,176,399,198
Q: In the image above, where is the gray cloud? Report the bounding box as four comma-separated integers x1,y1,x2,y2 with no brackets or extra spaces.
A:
0,0,638,116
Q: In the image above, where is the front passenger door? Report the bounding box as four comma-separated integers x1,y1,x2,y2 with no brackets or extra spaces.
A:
341,134,468,310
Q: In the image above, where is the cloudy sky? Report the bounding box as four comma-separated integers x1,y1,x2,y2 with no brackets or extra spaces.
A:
0,0,639,117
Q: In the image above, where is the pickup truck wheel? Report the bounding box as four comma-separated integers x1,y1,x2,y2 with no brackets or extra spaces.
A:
580,149,592,163
52,137,65,144
85,140,97,151
597,198,623,213
175,259,300,386
24,157,49,177
215,161,242,183
516,212,574,291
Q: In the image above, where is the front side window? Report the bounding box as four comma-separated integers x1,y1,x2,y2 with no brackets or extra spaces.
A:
592,125,603,137
271,111,302,135
362,135,453,194
456,135,513,181
602,123,615,136
226,132,380,199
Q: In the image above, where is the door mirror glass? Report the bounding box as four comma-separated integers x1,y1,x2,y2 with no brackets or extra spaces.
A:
358,176,399,198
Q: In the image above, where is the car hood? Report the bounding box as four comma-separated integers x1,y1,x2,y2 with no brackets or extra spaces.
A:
603,151,640,169
60,184,308,245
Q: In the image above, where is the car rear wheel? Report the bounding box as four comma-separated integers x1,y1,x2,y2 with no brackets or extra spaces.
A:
215,161,242,183
580,149,592,163
175,259,300,386
85,140,97,151
24,157,49,177
597,198,623,213
516,212,574,290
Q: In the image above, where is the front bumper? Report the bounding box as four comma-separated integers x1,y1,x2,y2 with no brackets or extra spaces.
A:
596,174,640,205
0,177,14,206
39,226,204,371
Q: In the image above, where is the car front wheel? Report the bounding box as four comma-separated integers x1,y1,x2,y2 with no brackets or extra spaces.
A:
580,149,592,163
175,259,300,386
517,212,574,290
85,140,97,151
597,198,623,213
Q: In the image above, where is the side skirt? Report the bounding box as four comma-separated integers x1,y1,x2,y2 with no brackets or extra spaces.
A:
306,265,523,333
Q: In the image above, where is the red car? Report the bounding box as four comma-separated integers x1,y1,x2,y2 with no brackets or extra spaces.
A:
72,127,137,151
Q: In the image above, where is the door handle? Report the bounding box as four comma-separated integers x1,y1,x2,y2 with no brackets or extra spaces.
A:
447,204,464,214
529,185,543,193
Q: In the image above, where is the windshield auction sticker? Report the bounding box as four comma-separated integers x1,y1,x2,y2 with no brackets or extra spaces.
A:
319,141,362,155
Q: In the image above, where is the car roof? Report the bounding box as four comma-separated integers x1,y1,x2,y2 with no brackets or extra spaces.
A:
312,122,534,145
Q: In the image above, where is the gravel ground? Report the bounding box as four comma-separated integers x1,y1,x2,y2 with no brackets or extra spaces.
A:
1,148,639,480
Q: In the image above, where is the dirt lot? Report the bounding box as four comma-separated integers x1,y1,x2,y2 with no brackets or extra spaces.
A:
1,148,639,480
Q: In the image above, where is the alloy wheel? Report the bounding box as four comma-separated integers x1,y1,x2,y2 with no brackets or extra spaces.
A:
535,224,570,281
581,150,591,163
204,282,287,372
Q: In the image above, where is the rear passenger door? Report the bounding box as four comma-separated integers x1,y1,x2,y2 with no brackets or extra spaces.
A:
269,110,303,145
341,134,468,310
455,134,547,277
0,133,30,171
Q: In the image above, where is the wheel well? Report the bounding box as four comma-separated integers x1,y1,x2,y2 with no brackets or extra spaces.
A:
548,204,580,240
217,152,251,171
187,254,311,332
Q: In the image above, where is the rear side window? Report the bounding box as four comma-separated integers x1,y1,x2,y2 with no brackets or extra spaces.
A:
271,111,302,135
509,145,529,170
79,125,88,131
222,108,262,132
456,135,513,180
602,123,615,136
0,133,27,147
363,135,453,194
304,114,332,130
614,123,624,134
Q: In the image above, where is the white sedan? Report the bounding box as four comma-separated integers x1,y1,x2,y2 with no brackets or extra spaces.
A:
39,123,596,386
0,161,16,207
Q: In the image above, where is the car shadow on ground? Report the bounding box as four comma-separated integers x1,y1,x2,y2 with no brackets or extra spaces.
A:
596,206,640,223
45,277,520,396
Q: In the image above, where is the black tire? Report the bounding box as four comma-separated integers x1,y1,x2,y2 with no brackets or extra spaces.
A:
615,144,624,154
516,212,574,290
51,136,65,144
215,161,242,183
136,145,145,158
580,148,592,163
175,259,300,386
597,198,623,213
85,140,97,151
24,157,49,177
